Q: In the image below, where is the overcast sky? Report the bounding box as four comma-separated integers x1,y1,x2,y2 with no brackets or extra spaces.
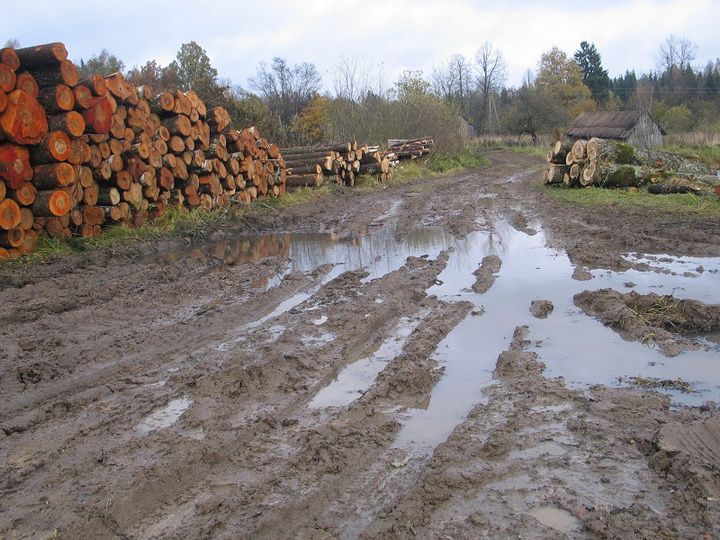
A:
4,0,719,91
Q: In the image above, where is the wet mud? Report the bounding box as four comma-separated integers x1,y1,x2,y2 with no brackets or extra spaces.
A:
1,151,719,538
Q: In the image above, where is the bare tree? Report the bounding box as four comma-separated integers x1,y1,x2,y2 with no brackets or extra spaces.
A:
4,38,20,48
474,41,507,132
332,55,372,102
658,34,698,72
248,57,322,127
430,54,471,117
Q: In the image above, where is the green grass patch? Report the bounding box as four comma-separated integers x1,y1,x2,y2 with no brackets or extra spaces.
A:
543,185,720,217
427,149,490,173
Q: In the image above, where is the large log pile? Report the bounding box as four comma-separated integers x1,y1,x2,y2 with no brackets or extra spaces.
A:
280,141,392,189
542,137,718,194
0,42,287,259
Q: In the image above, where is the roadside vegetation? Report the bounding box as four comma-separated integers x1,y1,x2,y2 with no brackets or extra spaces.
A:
543,185,720,217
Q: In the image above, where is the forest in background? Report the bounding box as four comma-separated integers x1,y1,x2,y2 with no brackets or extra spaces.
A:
4,35,719,150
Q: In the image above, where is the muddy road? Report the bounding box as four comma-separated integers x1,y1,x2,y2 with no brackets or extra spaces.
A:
1,150,719,539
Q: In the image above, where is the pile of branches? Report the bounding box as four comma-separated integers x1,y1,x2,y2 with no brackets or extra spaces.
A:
543,137,719,194
279,142,392,189
386,137,434,163
0,42,287,259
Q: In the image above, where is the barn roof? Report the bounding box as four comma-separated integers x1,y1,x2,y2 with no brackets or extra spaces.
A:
566,111,662,139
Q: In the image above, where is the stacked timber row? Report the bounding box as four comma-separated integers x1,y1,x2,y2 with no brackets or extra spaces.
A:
386,137,434,161
0,42,287,258
280,142,391,189
542,137,717,193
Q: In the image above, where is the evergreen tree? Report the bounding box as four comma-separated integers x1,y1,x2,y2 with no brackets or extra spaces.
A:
574,41,611,103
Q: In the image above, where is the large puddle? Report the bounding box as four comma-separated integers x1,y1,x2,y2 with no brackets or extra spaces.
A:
177,219,719,456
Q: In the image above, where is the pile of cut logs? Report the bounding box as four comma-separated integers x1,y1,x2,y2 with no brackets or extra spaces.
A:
280,142,391,189
386,137,434,161
542,137,717,193
0,42,286,258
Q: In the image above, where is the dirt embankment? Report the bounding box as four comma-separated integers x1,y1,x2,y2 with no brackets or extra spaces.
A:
1,150,719,539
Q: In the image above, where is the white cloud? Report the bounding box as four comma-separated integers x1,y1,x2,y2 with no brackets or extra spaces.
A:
4,0,719,89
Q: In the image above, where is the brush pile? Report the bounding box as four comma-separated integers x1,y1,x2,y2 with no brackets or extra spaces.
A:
0,42,287,258
543,137,719,195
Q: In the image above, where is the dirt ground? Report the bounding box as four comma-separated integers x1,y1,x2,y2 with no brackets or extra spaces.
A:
1,150,719,539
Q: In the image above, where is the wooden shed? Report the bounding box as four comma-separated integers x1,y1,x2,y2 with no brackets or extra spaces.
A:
566,111,664,147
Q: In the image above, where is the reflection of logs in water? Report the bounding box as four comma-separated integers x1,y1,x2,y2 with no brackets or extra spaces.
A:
161,234,293,265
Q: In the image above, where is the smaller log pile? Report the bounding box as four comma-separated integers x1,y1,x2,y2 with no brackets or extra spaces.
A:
386,137,434,161
280,142,391,190
542,137,718,194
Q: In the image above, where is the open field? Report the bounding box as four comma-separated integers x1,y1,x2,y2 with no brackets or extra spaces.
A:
1,150,719,539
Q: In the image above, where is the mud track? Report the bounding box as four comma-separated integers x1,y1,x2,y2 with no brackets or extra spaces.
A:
1,151,719,539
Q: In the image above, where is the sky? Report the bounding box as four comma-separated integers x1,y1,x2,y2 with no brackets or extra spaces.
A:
4,0,719,91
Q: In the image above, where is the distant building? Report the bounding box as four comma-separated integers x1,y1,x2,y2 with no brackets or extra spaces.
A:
566,111,665,147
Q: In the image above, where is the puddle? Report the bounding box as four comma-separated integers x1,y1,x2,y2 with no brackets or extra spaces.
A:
528,505,582,533
393,220,720,455
135,397,192,436
309,315,425,409
312,315,328,326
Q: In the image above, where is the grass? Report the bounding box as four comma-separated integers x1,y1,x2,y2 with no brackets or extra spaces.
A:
543,185,720,218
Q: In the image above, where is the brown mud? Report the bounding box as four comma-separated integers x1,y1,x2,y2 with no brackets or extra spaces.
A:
1,150,719,539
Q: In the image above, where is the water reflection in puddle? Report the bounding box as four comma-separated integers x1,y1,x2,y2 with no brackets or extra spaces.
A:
171,217,720,457
394,220,720,455
529,505,582,533
309,315,426,409
135,397,192,436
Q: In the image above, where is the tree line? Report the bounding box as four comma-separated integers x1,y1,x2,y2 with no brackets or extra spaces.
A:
4,35,719,147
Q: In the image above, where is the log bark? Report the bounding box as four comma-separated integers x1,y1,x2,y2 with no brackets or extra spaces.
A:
37,84,75,113
0,226,24,248
47,111,85,137
32,60,79,88
32,162,76,188
81,95,114,134
14,43,68,69
32,189,72,216
79,75,107,97
28,131,71,163
0,89,48,144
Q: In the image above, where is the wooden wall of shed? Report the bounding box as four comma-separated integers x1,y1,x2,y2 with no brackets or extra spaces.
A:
626,113,664,148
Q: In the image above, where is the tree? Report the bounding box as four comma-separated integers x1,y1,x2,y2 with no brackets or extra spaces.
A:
574,41,610,104
332,55,372,102
291,96,330,143
535,47,594,117
658,34,697,73
502,83,563,144
78,49,125,78
474,42,506,132
248,57,322,129
174,41,222,103
431,55,472,118
4,38,20,48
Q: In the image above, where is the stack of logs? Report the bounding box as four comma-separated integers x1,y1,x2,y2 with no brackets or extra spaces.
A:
543,137,717,193
280,142,391,190
386,137,434,162
0,42,286,258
